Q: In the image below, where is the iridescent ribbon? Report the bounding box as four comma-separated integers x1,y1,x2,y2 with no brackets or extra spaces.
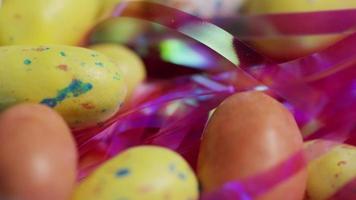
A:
78,1,356,199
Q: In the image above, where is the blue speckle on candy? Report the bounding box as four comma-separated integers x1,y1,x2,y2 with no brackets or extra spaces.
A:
169,163,176,172
40,79,93,108
95,62,104,67
41,99,58,107
23,59,32,65
70,79,93,97
178,172,186,180
116,168,130,178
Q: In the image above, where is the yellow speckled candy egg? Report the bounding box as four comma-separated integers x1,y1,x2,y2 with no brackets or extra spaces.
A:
305,140,356,200
0,0,100,45
243,0,356,61
0,45,126,129
72,146,199,200
89,43,146,98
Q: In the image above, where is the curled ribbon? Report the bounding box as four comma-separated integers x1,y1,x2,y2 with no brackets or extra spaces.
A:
78,1,356,199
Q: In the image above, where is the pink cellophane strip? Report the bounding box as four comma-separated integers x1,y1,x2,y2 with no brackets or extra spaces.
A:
78,1,356,199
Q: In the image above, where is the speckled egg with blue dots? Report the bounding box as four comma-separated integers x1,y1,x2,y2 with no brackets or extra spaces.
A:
0,45,127,129
72,146,199,200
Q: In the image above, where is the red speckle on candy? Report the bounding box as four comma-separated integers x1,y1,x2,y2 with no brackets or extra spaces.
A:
33,47,51,52
13,14,22,19
138,185,153,193
81,102,95,110
57,64,68,71
337,161,347,166
163,192,171,200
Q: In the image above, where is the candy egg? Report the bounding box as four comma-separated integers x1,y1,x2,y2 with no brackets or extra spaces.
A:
150,0,244,18
0,104,77,200
244,0,356,14
198,91,307,200
72,146,199,200
0,0,100,45
243,0,356,60
98,0,122,20
90,18,148,46
90,43,146,98
305,140,356,200
0,45,127,129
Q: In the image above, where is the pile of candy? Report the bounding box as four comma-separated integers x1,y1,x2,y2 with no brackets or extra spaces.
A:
0,1,355,200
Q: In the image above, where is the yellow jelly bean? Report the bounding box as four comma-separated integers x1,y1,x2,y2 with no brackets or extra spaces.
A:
0,0,100,45
306,140,356,200
0,45,127,129
243,0,356,60
90,43,146,98
72,146,199,200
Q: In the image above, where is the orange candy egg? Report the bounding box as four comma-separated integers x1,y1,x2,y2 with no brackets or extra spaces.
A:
0,104,77,200
198,91,307,200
